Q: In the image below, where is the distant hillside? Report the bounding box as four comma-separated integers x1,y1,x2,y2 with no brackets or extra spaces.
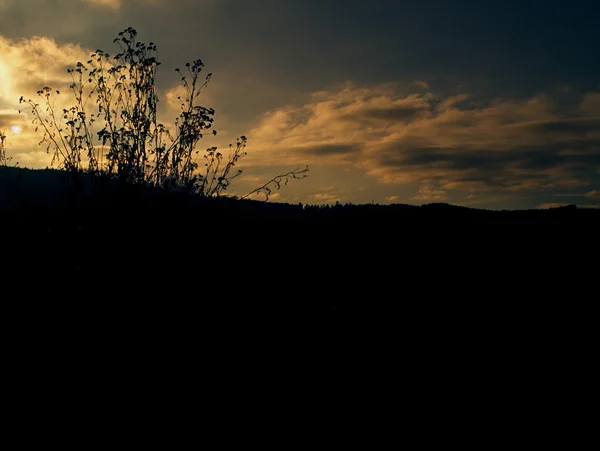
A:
2,165,597,295
2,166,598,225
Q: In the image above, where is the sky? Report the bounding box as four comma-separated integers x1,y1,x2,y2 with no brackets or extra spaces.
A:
0,0,599,209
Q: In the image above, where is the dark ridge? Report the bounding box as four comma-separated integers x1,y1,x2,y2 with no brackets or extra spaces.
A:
2,167,598,225
1,167,596,438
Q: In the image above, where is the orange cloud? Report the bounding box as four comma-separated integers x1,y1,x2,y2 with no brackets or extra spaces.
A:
248,82,600,204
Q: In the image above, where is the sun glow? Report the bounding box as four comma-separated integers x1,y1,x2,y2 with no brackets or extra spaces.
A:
10,125,21,134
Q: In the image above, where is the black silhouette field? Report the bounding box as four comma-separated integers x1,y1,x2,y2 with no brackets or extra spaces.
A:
1,165,597,446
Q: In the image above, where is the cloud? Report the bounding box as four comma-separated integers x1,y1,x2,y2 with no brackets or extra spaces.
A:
580,93,600,116
248,82,600,204
0,31,215,169
539,202,600,210
0,0,14,12
0,35,91,102
0,35,97,166
585,190,600,198
414,183,448,203
298,143,359,157
247,84,432,165
411,81,430,90
0,111,21,129
79,0,163,10
312,192,341,204
81,0,121,9
538,203,569,209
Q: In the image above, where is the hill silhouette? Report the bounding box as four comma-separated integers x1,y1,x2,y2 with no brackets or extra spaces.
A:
1,166,596,442
2,165,597,303
2,166,598,222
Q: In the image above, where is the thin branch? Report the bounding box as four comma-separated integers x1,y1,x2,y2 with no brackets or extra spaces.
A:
242,166,310,201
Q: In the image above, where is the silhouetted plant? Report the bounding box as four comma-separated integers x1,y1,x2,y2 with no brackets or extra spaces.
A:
19,83,97,173
0,130,5,165
242,165,309,201
19,27,308,198
0,130,14,166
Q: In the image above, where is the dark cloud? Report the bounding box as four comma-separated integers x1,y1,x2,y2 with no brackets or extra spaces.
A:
298,144,358,157
379,146,568,187
530,119,600,136
362,106,427,122
4,0,599,100
376,141,600,189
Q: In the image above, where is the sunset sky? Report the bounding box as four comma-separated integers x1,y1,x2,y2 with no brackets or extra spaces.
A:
1,0,599,209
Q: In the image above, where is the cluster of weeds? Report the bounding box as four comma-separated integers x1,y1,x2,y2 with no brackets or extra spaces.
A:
19,27,307,199
0,130,15,167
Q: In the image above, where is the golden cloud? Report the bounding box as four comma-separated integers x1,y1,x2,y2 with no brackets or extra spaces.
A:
0,31,201,170
0,34,94,167
248,82,600,203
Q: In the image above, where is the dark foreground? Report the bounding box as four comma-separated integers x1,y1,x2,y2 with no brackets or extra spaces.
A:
1,167,597,444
